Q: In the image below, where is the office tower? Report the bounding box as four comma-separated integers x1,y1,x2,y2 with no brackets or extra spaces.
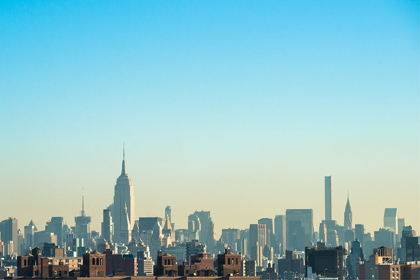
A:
221,228,241,250
325,176,332,221
355,224,365,248
274,215,286,254
137,250,153,276
102,208,113,242
398,218,405,241
250,244,263,267
193,211,211,245
249,224,267,247
119,204,132,244
48,217,64,248
346,240,364,279
150,221,162,261
75,190,91,241
384,208,398,232
188,214,201,240
374,228,396,251
0,217,18,255
305,242,345,280
400,226,419,262
344,195,352,230
138,217,164,232
24,220,37,249
165,206,172,224
286,209,313,251
258,218,274,246
244,260,257,276
113,147,135,243
278,250,305,278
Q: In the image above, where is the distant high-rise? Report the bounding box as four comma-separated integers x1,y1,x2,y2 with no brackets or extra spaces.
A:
24,220,37,249
274,215,286,254
249,224,267,247
193,211,211,245
113,147,135,243
0,217,18,254
325,176,332,221
165,206,172,224
286,209,313,251
258,218,274,247
48,217,64,248
75,190,92,241
101,208,113,242
384,208,398,232
344,194,352,230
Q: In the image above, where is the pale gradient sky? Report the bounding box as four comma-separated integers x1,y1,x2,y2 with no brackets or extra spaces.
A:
0,1,419,236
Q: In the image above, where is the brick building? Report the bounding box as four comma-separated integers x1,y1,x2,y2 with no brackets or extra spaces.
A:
217,249,242,277
80,251,106,277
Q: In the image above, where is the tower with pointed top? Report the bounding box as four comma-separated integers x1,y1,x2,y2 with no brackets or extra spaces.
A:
344,194,353,230
113,146,135,243
75,189,92,241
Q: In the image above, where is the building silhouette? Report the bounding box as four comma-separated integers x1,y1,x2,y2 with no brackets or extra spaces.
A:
101,208,113,242
74,190,91,242
113,147,135,244
325,176,332,221
286,209,313,251
344,194,353,231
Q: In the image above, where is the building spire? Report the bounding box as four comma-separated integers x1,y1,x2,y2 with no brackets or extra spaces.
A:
121,143,127,175
81,187,85,216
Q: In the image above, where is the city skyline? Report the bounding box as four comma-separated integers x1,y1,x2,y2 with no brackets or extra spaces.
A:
1,1,419,237
1,149,418,236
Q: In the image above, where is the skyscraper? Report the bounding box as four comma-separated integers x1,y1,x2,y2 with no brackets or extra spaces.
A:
0,218,18,255
258,218,274,247
193,211,211,245
48,217,64,248
384,208,398,232
75,190,92,241
165,206,172,224
274,215,286,254
102,208,113,242
325,176,332,221
113,147,135,243
344,194,352,230
286,209,313,251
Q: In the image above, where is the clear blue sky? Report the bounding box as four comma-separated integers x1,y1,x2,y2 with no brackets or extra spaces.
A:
0,1,419,234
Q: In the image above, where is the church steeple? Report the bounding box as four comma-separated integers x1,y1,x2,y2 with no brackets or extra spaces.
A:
121,144,127,175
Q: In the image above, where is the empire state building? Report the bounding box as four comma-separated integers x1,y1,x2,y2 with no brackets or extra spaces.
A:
113,148,135,243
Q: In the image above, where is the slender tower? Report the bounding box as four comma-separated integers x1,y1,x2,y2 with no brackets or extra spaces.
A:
113,146,135,243
344,193,353,230
325,176,332,221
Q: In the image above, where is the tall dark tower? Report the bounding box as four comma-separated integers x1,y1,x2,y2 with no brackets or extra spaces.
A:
344,193,353,230
325,176,332,221
113,146,135,243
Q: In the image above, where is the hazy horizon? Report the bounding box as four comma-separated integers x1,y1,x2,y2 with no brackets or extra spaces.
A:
0,0,419,237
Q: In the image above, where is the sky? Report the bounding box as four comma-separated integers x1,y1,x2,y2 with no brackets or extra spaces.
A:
0,1,419,236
